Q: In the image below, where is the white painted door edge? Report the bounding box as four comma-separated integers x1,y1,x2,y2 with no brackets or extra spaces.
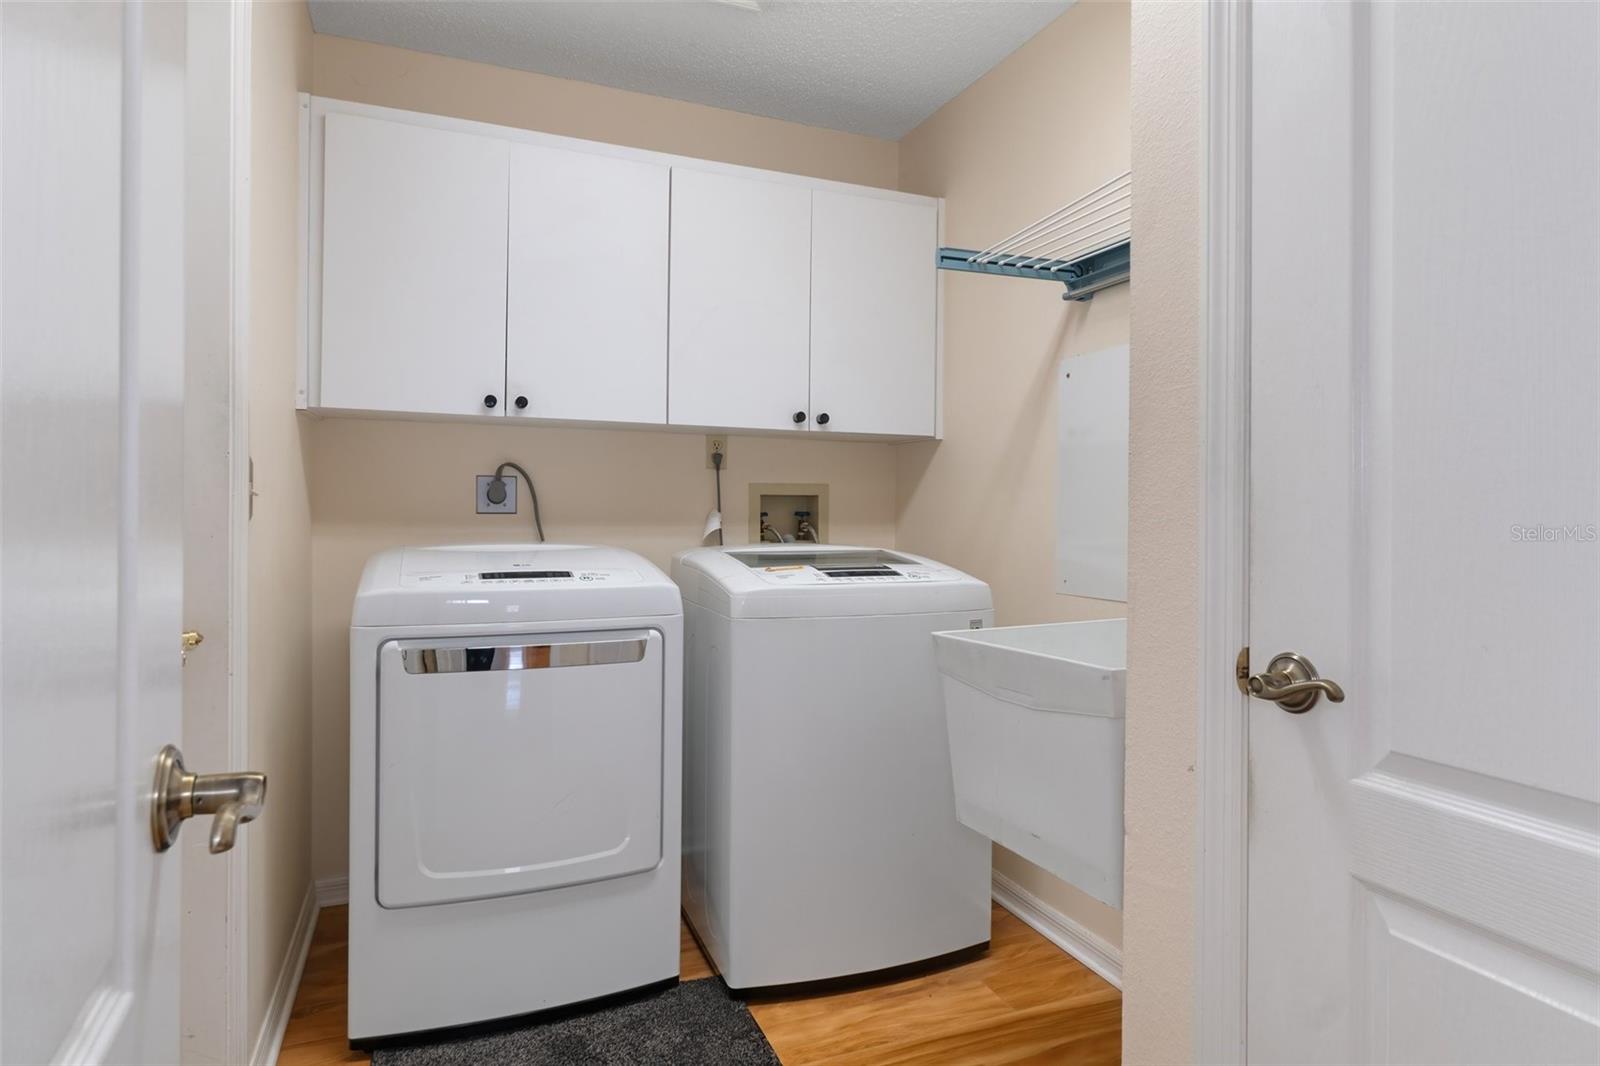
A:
1195,2,1251,1063
991,872,1122,990
228,6,255,1061
178,3,254,1062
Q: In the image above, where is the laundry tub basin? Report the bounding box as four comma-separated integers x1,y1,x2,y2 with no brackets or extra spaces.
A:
933,619,1125,909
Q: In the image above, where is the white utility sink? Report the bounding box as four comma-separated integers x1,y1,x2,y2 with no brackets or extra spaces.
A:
933,619,1125,909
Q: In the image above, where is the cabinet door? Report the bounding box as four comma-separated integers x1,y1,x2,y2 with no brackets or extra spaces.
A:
507,145,669,424
668,168,811,431
810,190,938,437
319,113,509,416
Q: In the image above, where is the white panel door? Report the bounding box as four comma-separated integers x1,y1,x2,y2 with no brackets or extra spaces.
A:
810,190,937,436
1247,3,1599,1063
668,168,811,431
320,113,509,416
2,1,186,1062
507,145,669,424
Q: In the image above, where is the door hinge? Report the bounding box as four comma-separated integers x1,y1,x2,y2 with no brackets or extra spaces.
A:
1235,645,1250,694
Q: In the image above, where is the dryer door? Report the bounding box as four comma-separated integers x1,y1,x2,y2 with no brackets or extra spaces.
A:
376,629,664,907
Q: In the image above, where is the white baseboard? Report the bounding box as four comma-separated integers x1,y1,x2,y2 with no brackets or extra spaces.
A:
249,881,319,1066
314,875,348,907
991,870,1123,989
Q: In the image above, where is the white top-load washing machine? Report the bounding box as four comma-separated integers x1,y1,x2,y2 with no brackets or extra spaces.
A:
348,545,682,1042
672,544,993,990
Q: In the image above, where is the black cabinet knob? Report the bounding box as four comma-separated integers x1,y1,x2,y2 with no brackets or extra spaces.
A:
483,394,498,409
816,412,831,426
792,411,806,424
514,395,529,410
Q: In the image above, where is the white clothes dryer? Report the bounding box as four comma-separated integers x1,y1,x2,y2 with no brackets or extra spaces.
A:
347,544,681,1042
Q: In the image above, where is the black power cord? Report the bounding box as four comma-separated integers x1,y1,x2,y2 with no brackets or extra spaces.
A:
487,461,546,543
711,450,724,545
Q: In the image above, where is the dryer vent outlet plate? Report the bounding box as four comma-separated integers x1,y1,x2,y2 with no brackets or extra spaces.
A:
476,474,517,514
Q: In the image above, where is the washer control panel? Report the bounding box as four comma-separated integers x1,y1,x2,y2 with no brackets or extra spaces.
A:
725,548,956,587
747,562,950,586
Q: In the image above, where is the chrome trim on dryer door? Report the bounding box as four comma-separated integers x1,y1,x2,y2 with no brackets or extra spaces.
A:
400,638,648,674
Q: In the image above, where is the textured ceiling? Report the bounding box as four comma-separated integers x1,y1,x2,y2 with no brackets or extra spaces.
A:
307,1,1073,140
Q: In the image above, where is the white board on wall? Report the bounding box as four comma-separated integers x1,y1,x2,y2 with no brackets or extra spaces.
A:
1057,344,1129,602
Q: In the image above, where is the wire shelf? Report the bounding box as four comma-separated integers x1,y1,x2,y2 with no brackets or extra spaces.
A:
937,169,1130,301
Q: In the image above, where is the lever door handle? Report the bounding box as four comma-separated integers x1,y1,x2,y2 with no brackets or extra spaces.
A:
151,745,268,854
1243,652,1345,714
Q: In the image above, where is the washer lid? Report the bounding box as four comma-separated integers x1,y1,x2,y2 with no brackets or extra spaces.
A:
672,545,992,619
353,544,681,627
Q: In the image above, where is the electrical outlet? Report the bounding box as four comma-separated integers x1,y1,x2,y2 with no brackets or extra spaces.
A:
476,474,516,514
706,435,730,470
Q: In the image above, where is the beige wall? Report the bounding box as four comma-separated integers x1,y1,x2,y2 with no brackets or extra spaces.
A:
304,11,1150,1003
311,33,899,190
303,44,902,881
896,0,1129,951
1123,1,1204,1061
248,0,315,1046
308,421,896,878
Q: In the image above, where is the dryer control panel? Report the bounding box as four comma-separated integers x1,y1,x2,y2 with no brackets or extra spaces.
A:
402,567,643,588
396,549,650,590
357,545,680,628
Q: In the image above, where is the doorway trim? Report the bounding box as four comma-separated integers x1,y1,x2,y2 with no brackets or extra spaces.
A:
1196,1,1251,1063
226,1,253,1058
179,0,253,1061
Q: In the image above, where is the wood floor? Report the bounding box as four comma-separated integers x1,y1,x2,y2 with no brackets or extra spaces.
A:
279,904,1120,1065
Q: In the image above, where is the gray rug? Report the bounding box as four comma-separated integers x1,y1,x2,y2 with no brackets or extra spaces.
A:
370,979,781,1065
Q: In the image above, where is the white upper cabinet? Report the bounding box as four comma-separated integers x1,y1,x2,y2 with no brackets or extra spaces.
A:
307,99,941,439
667,168,812,432
507,145,669,424
319,113,510,417
809,191,938,437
